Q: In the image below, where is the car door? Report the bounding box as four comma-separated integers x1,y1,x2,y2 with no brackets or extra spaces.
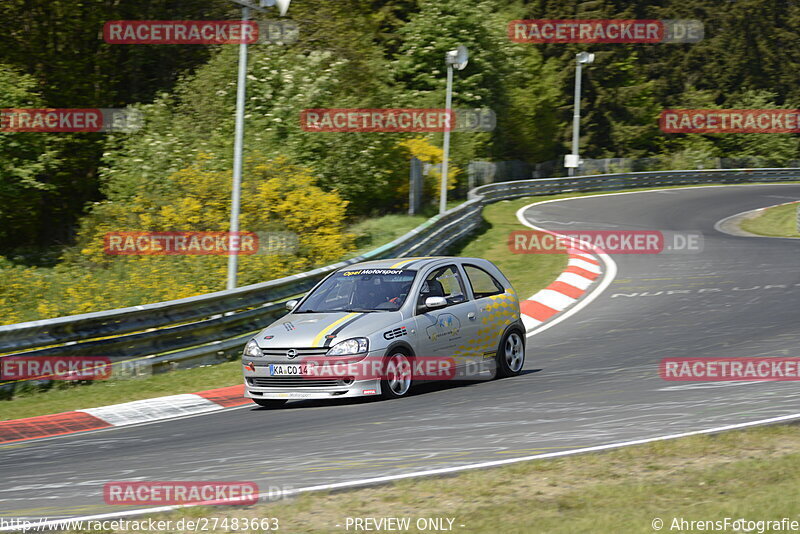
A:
413,264,480,373
462,263,514,365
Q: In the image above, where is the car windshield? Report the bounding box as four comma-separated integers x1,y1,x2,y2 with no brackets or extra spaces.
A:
294,268,417,313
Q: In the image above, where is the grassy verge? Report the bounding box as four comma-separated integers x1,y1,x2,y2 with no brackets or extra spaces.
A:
739,202,800,237
449,196,568,298
79,423,800,534
345,200,464,258
0,361,242,421
346,214,429,258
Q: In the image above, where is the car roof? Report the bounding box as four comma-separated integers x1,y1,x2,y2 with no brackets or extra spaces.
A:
339,256,490,271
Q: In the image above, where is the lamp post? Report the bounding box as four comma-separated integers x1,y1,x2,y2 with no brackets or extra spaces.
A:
226,0,291,291
439,45,468,215
565,51,594,177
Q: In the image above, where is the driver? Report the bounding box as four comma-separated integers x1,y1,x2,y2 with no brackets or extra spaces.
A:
355,276,410,309
385,281,408,306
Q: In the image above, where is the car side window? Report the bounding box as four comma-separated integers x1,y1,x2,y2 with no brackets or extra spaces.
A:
416,265,467,311
464,265,504,299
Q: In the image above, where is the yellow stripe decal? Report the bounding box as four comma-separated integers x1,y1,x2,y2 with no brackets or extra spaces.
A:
390,257,429,268
312,313,359,347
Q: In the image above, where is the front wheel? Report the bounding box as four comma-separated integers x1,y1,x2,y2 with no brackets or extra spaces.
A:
252,398,288,408
380,351,413,399
496,330,525,378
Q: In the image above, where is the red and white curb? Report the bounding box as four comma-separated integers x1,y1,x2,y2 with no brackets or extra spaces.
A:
519,248,602,332
0,384,248,445
515,199,618,336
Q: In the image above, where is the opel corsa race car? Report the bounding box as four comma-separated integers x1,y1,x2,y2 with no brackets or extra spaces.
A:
242,257,525,407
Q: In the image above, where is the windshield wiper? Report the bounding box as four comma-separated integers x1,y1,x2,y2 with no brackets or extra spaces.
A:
343,308,379,313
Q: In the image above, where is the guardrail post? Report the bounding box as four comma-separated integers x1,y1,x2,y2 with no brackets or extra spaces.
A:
409,157,422,215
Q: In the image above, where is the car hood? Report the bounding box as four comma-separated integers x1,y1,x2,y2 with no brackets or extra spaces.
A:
253,311,404,348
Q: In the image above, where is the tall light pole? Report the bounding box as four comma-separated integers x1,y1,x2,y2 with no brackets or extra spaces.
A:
565,51,594,177
226,0,291,290
439,45,468,215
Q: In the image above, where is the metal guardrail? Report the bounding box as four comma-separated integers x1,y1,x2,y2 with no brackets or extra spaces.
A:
468,167,800,201
2,167,798,382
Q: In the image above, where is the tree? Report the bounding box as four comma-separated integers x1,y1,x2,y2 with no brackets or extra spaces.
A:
0,0,234,253
0,65,58,252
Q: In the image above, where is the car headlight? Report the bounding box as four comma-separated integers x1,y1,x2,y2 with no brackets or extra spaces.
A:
326,337,369,356
243,339,262,358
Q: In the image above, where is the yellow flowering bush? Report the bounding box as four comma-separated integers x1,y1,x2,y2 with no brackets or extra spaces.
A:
1,154,352,325
397,137,460,205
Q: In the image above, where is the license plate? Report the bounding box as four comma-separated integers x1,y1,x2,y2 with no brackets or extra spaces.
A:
269,363,315,376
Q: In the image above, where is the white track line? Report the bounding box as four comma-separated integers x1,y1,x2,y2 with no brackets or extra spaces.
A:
9,411,800,531
714,200,800,240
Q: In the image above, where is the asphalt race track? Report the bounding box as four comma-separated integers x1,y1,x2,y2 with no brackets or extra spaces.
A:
2,184,799,520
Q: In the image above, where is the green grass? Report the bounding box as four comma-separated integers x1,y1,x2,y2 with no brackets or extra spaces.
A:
82,423,800,534
0,361,242,421
345,200,464,259
346,214,429,258
740,202,800,237
449,196,569,298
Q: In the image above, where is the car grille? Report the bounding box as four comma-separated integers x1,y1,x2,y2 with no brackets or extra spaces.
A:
248,377,346,388
260,347,330,358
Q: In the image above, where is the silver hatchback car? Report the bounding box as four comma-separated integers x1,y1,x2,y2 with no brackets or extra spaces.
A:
242,257,525,407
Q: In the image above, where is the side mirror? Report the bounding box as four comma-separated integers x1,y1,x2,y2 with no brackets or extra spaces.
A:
285,299,299,311
425,296,447,309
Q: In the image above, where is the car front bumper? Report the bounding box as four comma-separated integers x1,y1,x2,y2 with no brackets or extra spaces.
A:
242,350,384,400
243,377,382,400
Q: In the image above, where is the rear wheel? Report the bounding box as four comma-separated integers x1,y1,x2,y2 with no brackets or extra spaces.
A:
380,351,413,399
252,399,288,408
496,330,525,378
